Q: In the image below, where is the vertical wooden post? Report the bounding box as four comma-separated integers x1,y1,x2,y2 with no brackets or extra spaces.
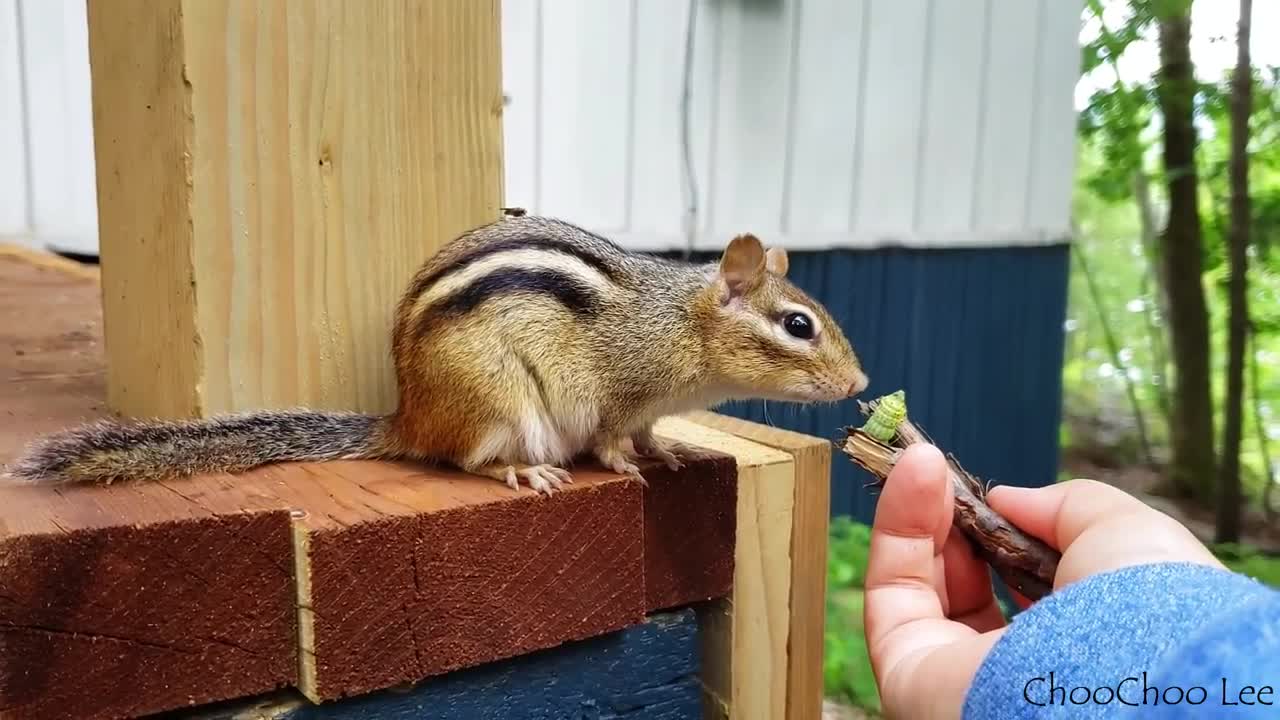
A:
656,417,799,720
86,0,504,419
687,411,833,720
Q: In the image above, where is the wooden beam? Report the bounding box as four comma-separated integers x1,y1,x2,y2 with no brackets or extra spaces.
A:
654,417,797,720
182,609,703,720
284,464,648,702
279,450,735,702
0,250,298,720
641,451,738,612
0,482,298,720
686,410,833,720
0,249,743,718
84,0,504,419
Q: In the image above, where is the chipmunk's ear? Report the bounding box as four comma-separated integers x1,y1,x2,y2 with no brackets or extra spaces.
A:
717,233,766,302
765,247,789,276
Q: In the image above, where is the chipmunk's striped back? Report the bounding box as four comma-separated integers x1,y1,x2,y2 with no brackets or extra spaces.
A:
396,215,702,339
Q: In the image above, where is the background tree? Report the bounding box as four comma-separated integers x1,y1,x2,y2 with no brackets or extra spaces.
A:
1153,0,1217,502
1069,0,1280,535
1215,0,1252,543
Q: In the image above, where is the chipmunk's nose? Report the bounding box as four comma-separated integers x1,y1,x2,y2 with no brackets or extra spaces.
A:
846,370,869,397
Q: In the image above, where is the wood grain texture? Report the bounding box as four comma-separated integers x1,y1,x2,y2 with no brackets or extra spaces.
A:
641,450,737,612
0,246,108,465
653,417,795,720
85,0,504,419
685,411,831,720
0,249,299,720
0,486,297,720
179,609,703,720
0,244,99,282
280,464,647,702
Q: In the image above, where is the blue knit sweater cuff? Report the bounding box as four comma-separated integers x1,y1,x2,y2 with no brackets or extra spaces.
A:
961,562,1278,719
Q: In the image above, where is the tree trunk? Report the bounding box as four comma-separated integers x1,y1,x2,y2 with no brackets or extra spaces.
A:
1154,6,1216,502
1215,0,1252,543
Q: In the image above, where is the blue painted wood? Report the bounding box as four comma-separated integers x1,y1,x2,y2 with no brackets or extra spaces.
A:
663,243,1071,524
184,609,702,720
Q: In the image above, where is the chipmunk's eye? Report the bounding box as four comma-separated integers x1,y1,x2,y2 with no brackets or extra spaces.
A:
782,312,814,340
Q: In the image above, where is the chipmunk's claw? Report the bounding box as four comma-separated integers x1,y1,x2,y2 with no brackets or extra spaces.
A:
594,442,650,487
632,433,690,473
485,463,573,496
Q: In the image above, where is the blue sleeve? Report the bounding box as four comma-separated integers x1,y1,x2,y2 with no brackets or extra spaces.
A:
962,562,1280,718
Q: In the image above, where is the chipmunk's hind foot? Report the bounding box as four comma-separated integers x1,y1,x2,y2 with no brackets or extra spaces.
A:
631,430,689,472
593,440,648,487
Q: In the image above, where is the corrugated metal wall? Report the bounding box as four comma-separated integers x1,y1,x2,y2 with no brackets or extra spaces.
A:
671,243,1071,522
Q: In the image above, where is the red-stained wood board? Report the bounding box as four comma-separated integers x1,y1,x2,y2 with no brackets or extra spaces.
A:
0,246,740,717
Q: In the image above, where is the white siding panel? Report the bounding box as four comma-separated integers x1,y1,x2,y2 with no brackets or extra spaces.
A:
500,0,540,210
784,0,866,235
707,0,795,235
687,0,721,242
0,0,27,236
628,0,688,240
972,0,1042,234
4,0,1081,255
851,0,929,236
536,0,634,231
915,0,987,235
1027,0,1084,236
17,0,98,252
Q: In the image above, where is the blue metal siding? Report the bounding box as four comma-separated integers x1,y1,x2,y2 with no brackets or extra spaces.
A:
668,244,1071,524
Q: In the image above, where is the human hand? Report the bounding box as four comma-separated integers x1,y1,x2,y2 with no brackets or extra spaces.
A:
861,443,1223,719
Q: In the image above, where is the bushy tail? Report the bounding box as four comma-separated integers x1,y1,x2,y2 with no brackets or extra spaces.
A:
3,409,393,485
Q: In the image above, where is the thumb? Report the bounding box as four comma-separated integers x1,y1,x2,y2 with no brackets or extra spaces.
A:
986,479,1222,588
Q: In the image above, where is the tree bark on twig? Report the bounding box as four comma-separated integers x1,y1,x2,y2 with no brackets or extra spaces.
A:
1216,0,1253,543
838,400,1062,601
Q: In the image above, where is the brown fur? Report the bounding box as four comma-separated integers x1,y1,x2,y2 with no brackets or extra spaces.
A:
4,216,867,491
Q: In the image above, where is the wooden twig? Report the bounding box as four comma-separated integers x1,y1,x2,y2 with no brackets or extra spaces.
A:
838,395,1062,602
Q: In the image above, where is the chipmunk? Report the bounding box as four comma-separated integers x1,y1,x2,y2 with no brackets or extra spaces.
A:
4,215,868,494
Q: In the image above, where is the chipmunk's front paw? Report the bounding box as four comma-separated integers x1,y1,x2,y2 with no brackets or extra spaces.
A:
480,463,573,496
518,464,573,495
594,443,648,487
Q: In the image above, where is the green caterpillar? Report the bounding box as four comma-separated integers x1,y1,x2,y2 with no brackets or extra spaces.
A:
862,390,907,442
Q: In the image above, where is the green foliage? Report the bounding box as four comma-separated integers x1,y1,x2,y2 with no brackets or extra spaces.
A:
1213,543,1280,587
827,516,873,590
825,517,879,711
1066,0,1280,512
825,588,880,713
